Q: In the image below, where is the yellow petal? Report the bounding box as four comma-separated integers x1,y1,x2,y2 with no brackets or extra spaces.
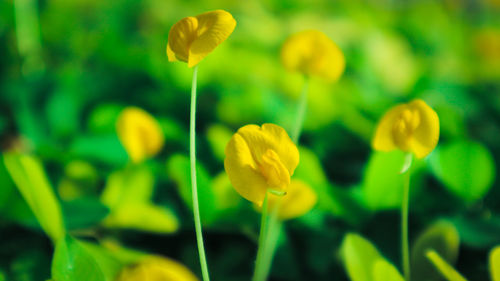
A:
490,246,500,281
189,10,237,67
167,16,198,62
281,30,345,81
408,99,440,159
116,256,199,281
224,124,299,205
266,179,317,220
372,104,407,152
167,10,236,67
116,107,164,163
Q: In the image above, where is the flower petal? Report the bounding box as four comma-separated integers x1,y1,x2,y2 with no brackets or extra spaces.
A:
372,104,407,152
224,131,268,205
188,10,236,67
116,256,199,281
281,30,345,81
167,16,199,62
116,107,164,163
408,99,440,158
267,180,317,220
224,124,299,205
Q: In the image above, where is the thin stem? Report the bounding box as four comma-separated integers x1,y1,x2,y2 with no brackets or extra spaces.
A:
253,193,269,281
253,194,282,281
291,78,309,143
189,65,210,281
402,169,411,281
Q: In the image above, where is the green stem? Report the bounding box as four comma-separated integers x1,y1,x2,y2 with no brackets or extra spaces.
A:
402,169,411,281
253,193,269,280
291,78,309,143
253,194,282,281
189,65,210,281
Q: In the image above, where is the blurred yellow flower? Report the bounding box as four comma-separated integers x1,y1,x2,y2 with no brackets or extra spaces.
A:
372,99,439,159
166,10,236,67
258,179,317,220
115,256,199,281
281,30,345,81
224,124,299,206
116,107,164,163
491,246,500,281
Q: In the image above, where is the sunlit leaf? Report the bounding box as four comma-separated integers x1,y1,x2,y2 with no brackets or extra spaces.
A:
51,236,106,281
101,165,155,208
206,124,233,160
372,259,404,281
430,140,495,202
340,233,388,281
411,221,460,281
3,153,66,242
102,202,178,233
426,250,468,281
166,154,216,224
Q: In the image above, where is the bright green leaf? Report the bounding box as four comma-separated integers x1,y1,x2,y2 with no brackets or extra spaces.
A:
430,140,495,202
340,233,383,281
102,202,178,233
426,250,468,281
372,259,404,281
51,236,106,281
490,246,500,281
206,124,233,160
362,150,407,210
101,165,154,208
166,154,216,224
70,135,128,166
411,221,460,281
3,153,66,242
61,198,109,230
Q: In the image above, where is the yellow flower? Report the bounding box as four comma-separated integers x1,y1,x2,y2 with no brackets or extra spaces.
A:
258,179,317,220
166,10,236,67
281,30,345,81
116,107,164,163
372,99,439,159
224,124,299,206
115,256,199,281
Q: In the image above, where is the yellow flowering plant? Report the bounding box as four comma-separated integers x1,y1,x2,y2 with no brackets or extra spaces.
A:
224,123,299,206
281,30,345,143
224,123,301,281
166,9,236,281
372,98,440,281
116,107,164,164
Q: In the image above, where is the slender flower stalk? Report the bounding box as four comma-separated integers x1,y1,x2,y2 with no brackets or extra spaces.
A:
252,193,282,281
291,78,309,143
189,66,210,281
401,168,411,281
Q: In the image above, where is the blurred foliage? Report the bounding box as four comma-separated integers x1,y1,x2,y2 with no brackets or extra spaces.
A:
0,0,499,280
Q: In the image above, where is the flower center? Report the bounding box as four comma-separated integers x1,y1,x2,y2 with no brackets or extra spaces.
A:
258,149,290,191
392,109,420,150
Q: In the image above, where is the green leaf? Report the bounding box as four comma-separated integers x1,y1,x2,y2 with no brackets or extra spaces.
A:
430,140,495,202
411,221,460,281
340,233,401,281
101,165,155,208
372,259,404,281
451,215,500,248
362,150,407,210
426,250,468,281
70,134,128,166
166,154,217,224
206,124,233,160
51,236,106,281
102,202,178,233
491,246,500,281
3,153,66,242
87,104,123,134
61,198,109,230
